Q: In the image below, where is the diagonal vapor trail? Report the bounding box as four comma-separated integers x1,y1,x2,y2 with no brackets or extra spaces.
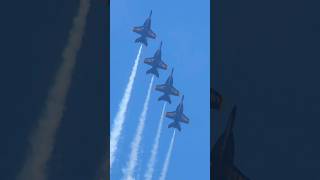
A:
16,1,91,180
144,102,167,180
159,130,177,180
110,44,143,169
123,76,155,180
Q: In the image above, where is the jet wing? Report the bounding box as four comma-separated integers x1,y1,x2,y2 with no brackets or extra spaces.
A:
158,61,168,70
147,29,156,39
230,166,250,180
169,86,179,96
133,26,144,33
155,84,166,92
144,58,154,66
180,113,189,124
166,111,177,119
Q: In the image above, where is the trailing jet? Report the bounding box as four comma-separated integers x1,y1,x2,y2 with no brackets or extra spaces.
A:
132,10,156,46
155,68,179,104
211,88,223,111
212,106,250,180
144,42,167,77
165,95,189,131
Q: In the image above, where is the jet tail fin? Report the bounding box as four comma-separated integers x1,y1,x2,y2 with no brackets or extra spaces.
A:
168,122,181,131
146,67,159,77
158,94,171,104
135,36,148,46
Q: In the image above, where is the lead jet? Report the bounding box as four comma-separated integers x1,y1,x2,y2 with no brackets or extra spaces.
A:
212,106,250,180
155,68,179,104
144,42,167,77
132,10,156,46
166,95,189,131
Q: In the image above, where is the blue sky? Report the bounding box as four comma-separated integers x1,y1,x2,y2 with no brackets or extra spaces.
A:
110,0,210,179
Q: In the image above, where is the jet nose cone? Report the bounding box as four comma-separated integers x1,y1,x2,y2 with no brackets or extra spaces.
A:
181,95,184,102
171,68,174,75
149,10,152,17
160,41,163,48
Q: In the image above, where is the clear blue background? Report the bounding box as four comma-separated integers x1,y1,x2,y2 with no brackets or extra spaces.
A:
110,0,210,179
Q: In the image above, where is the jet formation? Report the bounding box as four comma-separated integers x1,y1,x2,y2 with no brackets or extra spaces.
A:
132,11,156,46
144,42,168,77
134,11,190,131
212,106,250,180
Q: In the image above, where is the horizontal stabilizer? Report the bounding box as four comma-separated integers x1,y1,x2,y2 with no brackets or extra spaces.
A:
168,122,181,131
135,36,148,46
158,94,171,104
146,68,159,77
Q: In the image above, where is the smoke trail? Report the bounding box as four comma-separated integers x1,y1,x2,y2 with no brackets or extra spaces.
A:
123,76,155,180
144,103,167,180
110,44,143,169
159,130,177,180
16,1,91,180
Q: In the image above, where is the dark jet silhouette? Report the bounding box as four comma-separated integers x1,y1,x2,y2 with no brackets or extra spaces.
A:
165,95,189,131
212,106,250,180
211,88,223,111
155,68,179,104
132,10,156,46
144,41,167,77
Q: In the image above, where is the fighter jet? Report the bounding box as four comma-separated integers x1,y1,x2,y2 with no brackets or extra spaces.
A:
132,10,156,46
212,106,250,180
211,88,223,111
144,42,167,77
165,95,189,131
155,68,179,104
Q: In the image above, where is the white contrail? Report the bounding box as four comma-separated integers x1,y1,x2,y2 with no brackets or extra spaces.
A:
110,44,143,169
144,103,167,180
159,130,177,180
16,1,91,180
123,76,155,180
